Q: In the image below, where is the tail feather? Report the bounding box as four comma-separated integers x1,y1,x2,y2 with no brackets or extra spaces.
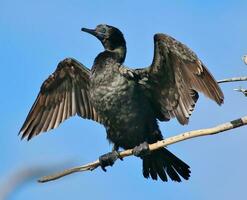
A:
142,148,190,182
155,159,168,181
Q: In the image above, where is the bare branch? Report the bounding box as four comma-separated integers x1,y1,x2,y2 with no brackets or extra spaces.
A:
0,167,51,200
217,76,247,83
0,162,73,199
38,115,247,183
217,75,247,96
234,88,247,96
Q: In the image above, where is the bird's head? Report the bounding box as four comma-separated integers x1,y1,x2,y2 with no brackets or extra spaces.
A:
81,24,126,52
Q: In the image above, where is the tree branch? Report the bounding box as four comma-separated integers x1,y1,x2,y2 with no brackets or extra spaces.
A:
217,76,247,83
0,162,70,200
0,168,46,200
234,88,247,96
38,115,247,183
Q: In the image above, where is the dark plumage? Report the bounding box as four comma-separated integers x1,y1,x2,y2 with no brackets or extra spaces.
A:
19,24,224,182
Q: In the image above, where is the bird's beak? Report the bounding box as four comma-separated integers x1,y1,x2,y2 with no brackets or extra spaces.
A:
81,27,105,40
81,28,98,37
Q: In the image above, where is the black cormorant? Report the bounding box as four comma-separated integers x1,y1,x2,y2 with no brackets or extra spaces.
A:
19,24,224,182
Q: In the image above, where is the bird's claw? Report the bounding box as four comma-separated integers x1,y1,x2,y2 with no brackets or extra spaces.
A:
99,151,119,172
133,142,150,157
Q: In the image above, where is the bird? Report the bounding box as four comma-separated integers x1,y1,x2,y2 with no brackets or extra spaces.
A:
19,24,224,182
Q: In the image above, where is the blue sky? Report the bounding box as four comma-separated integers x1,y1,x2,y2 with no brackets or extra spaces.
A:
1,0,247,199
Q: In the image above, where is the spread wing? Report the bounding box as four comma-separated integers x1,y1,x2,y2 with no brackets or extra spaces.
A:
19,58,101,140
135,34,224,124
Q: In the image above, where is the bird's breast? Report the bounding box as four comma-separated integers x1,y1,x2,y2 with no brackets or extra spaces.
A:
90,66,133,118
89,64,157,149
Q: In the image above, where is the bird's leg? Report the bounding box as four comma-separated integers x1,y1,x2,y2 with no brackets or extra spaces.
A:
99,144,120,172
112,144,119,152
112,144,123,161
133,142,151,157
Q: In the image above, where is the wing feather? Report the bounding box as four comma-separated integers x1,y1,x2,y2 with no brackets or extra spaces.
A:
135,33,224,124
19,58,101,140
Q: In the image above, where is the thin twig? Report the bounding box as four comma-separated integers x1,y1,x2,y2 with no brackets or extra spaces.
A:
217,76,247,95
38,115,247,183
234,88,247,96
217,76,247,83
1,167,53,200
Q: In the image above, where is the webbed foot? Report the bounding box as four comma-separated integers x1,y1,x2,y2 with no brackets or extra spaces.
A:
99,151,119,172
133,142,150,157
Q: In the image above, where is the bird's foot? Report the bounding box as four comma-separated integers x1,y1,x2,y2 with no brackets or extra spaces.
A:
99,151,119,172
133,142,150,157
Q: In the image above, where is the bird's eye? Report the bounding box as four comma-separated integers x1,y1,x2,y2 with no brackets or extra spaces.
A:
101,28,106,33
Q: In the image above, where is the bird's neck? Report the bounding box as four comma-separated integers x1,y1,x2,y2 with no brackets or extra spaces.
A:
111,45,126,64
94,45,126,66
